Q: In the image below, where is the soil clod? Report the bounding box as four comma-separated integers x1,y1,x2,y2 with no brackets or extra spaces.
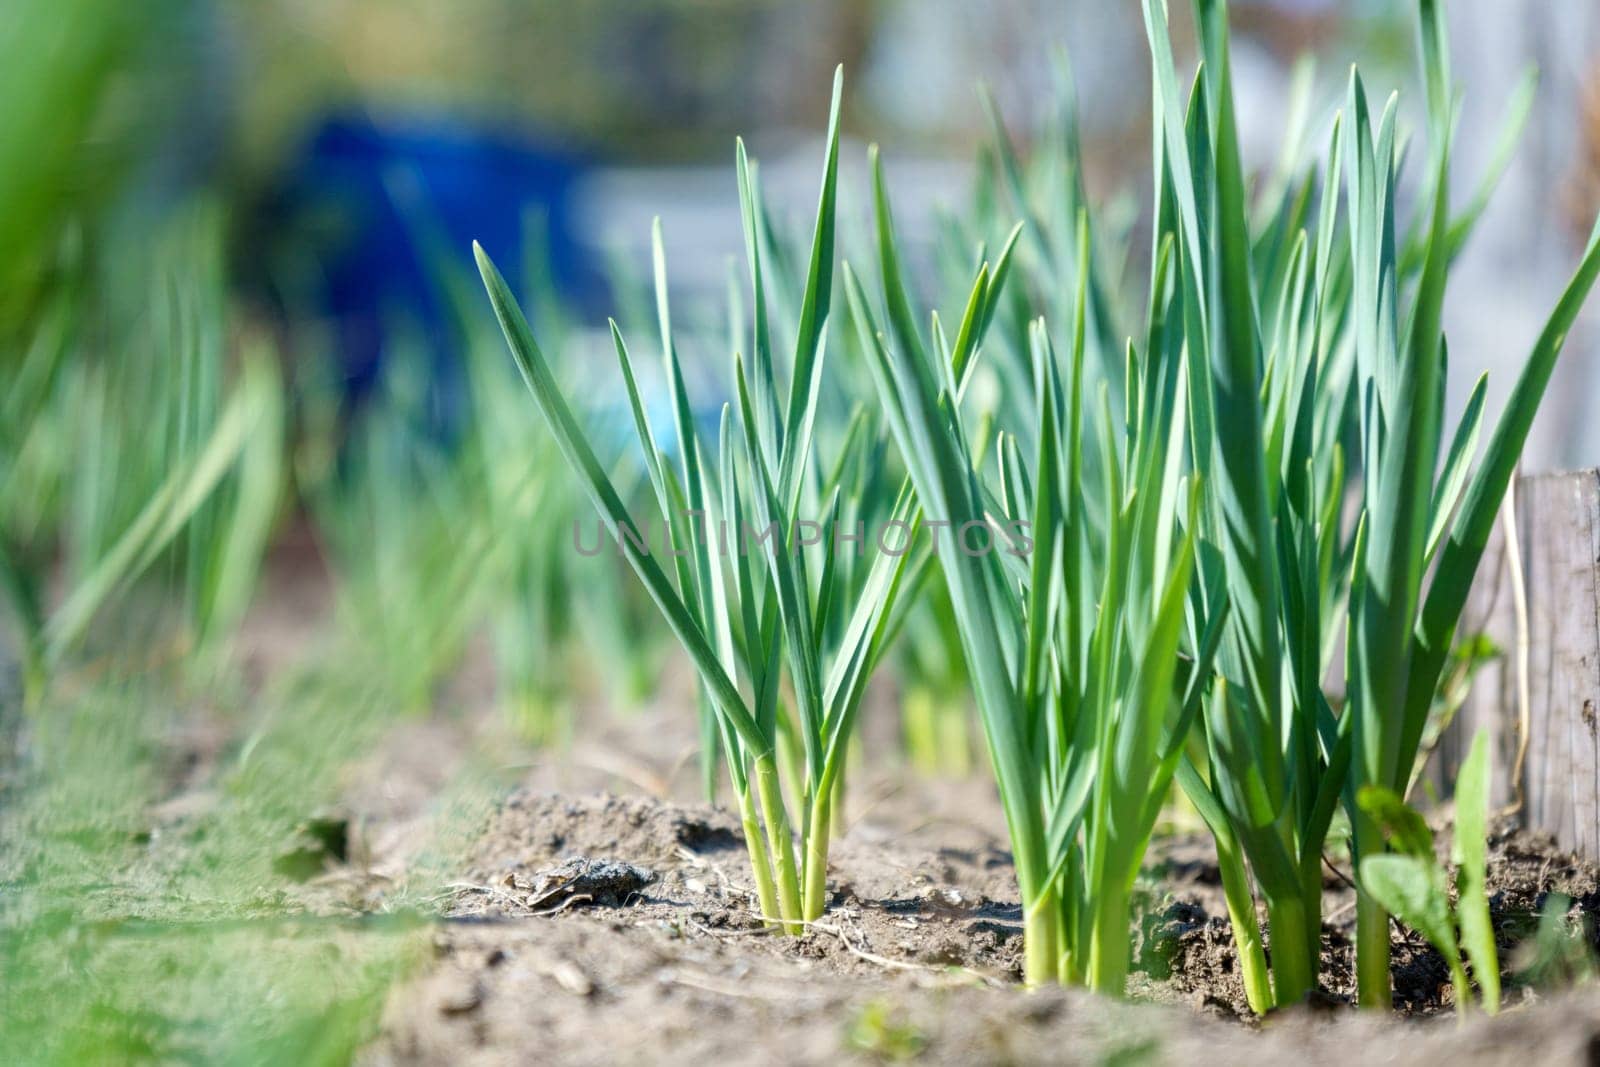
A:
521,857,657,911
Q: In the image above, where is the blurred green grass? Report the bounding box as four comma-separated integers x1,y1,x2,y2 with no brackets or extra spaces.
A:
0,663,515,1064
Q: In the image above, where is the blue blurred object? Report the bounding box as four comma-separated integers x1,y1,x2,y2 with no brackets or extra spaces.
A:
274,113,595,428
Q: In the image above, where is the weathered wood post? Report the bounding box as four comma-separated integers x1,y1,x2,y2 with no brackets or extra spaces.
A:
1434,471,1600,856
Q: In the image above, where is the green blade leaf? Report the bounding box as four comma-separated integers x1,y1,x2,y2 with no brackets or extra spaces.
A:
1404,220,1600,779
476,243,765,756
1454,729,1500,1012
778,65,844,516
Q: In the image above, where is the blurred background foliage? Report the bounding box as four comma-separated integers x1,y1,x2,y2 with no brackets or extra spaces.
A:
7,0,1595,403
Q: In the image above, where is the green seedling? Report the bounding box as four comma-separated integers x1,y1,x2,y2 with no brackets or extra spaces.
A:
1357,729,1500,1014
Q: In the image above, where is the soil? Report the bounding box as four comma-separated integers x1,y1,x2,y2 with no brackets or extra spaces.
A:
322,686,1600,1065
352,777,1600,1065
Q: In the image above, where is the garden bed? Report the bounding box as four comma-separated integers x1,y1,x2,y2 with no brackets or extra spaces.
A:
366,793,1600,1062
257,681,1600,1064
